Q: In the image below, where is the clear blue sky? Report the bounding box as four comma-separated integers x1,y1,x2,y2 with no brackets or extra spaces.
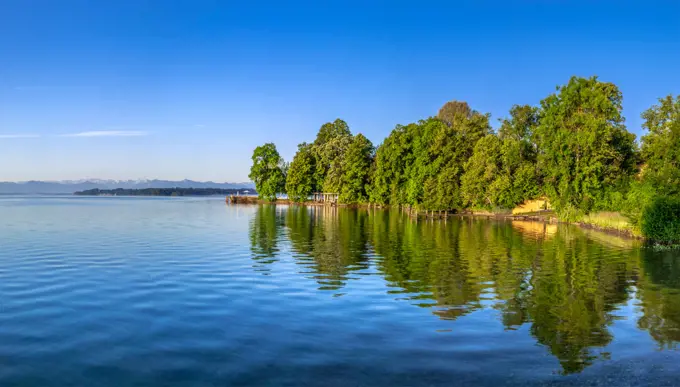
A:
1,0,679,182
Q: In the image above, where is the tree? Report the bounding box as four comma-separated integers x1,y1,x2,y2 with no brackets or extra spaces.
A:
414,104,491,211
314,118,351,146
317,135,354,193
370,123,417,205
406,119,442,207
421,119,466,210
286,142,317,202
534,76,636,218
497,105,541,207
248,143,286,201
339,133,374,203
437,100,490,151
499,105,539,143
312,119,353,191
370,102,490,211
437,100,473,127
461,135,503,208
640,94,680,195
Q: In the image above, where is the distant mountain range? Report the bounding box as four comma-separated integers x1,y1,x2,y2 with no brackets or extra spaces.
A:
0,179,255,194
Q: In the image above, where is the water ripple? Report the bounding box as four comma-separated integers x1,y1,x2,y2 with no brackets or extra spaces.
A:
0,197,679,385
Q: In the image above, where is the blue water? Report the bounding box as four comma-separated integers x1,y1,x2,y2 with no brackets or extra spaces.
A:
1,196,679,386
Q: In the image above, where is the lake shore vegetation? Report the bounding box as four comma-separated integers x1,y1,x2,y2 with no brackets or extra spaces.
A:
248,76,680,244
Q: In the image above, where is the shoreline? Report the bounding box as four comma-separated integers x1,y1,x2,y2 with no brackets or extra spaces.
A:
226,195,643,240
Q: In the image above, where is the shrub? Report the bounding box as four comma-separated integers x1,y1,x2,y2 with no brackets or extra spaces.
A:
641,196,680,244
622,180,657,229
556,203,584,222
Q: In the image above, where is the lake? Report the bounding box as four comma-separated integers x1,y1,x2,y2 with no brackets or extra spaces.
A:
1,196,680,386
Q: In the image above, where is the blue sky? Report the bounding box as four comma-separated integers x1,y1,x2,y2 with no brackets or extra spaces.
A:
1,0,679,182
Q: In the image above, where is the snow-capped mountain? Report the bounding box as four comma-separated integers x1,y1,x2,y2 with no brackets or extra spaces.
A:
0,179,255,194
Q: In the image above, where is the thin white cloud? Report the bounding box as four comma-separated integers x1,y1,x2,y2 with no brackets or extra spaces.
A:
0,134,40,139
61,131,148,137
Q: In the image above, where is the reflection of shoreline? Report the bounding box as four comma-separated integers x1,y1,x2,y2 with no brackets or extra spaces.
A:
580,227,641,249
511,220,557,239
248,204,680,375
235,201,644,244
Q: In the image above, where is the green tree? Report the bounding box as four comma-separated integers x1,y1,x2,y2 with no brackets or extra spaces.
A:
312,119,353,191
437,100,490,150
429,103,491,211
534,76,637,219
314,118,351,146
406,119,442,207
640,94,680,195
370,123,417,205
497,105,541,207
339,133,374,203
249,143,286,201
437,100,473,127
461,135,503,208
285,142,317,202
318,134,353,193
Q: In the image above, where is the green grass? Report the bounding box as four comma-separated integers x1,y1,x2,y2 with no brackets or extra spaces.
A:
579,211,640,237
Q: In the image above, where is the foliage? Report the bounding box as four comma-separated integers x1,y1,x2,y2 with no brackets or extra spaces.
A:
312,119,353,191
319,135,354,193
461,135,503,208
461,105,540,210
641,95,680,196
285,143,316,202
620,180,657,229
372,102,490,210
534,76,637,217
248,143,286,201
437,100,472,127
314,118,351,147
641,196,680,244
248,76,680,241
339,134,374,203
370,124,415,205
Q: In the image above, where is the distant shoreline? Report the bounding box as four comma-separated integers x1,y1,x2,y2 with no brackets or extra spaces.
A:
75,188,255,197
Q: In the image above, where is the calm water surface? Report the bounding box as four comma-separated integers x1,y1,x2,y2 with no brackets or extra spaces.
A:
2,196,680,386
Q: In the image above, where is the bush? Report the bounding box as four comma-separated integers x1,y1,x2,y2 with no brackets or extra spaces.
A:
622,180,657,229
641,196,680,244
556,203,584,222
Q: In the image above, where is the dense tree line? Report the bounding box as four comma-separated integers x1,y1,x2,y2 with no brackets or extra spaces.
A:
249,75,680,229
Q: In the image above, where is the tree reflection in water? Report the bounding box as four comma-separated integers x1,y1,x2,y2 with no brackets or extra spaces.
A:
249,205,680,374
248,204,285,274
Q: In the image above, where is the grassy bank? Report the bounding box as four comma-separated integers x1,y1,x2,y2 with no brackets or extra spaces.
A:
577,212,641,238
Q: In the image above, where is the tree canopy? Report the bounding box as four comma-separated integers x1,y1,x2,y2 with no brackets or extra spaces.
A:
339,133,374,204
534,76,636,218
248,143,286,201
248,75,677,236
285,142,316,202
641,95,680,196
